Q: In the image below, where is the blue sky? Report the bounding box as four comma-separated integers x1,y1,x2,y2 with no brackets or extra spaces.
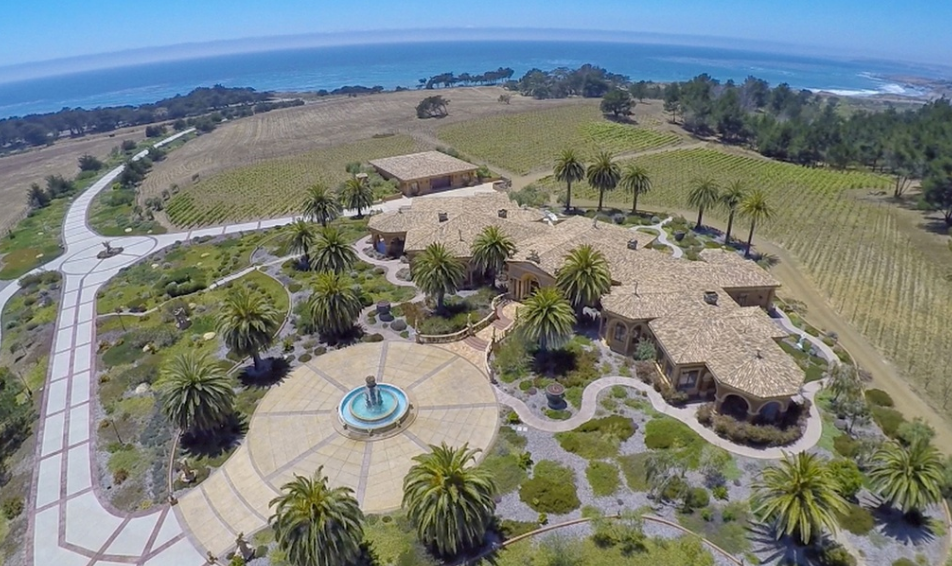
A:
1,0,949,68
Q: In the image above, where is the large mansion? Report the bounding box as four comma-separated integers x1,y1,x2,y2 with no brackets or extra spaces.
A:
368,192,805,421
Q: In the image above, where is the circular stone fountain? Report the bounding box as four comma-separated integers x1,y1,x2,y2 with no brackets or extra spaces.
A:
338,376,411,436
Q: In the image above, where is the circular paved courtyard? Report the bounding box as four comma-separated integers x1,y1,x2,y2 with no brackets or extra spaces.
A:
175,342,499,556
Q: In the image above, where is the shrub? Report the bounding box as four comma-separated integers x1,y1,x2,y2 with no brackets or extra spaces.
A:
287,282,302,293
891,560,917,566
2,497,24,520
362,333,385,343
633,339,656,361
556,415,636,459
833,434,859,458
681,487,710,512
828,459,864,500
836,503,874,535
586,461,621,497
113,469,129,485
519,460,580,514
644,418,701,451
817,543,856,566
698,402,808,447
896,418,935,447
865,389,894,407
871,406,906,437
498,519,538,539
711,485,729,501
590,513,646,555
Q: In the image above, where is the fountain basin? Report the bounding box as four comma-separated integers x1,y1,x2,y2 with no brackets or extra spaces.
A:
338,383,410,434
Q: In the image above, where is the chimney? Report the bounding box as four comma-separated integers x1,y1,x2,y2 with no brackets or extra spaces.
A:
498,209,508,218
703,291,718,305
627,239,638,250
527,250,540,264
438,211,448,222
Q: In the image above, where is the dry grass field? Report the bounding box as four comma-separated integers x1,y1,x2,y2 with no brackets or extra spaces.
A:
537,147,952,421
0,126,145,232
139,87,593,202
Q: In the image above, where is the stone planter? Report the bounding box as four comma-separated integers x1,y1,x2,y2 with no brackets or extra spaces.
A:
376,301,394,322
545,383,566,410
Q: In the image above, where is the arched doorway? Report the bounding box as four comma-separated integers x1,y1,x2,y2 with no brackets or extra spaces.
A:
758,401,782,422
719,394,750,420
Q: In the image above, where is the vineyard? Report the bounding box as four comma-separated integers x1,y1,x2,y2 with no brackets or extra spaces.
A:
165,135,421,227
437,104,682,175
542,147,952,417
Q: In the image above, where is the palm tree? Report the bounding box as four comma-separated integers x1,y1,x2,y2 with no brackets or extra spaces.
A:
687,178,720,229
619,164,651,214
751,452,847,545
217,286,282,373
553,149,586,213
156,352,235,435
719,180,748,243
286,219,316,269
586,151,621,212
518,287,576,352
739,188,774,258
338,176,374,218
412,242,465,311
310,226,358,274
870,440,944,522
269,469,365,566
470,225,516,286
555,245,612,317
307,272,362,338
403,443,496,557
303,183,342,227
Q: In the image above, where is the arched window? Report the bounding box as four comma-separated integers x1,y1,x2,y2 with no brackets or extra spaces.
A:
613,323,627,342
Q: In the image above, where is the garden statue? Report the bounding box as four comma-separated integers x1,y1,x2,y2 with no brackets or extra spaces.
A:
236,532,254,561
179,458,196,484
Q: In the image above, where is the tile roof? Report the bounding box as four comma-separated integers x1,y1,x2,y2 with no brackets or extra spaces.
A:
369,151,478,182
368,193,800,399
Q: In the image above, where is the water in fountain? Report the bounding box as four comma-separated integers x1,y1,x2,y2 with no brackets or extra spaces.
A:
338,376,410,434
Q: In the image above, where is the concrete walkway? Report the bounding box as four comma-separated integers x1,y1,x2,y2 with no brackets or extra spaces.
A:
0,131,497,566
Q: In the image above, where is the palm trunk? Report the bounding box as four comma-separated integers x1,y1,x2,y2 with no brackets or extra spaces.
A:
632,193,639,215
745,220,756,258
696,207,704,229
598,188,605,211
436,290,445,312
564,180,572,213
252,352,262,372
725,212,735,243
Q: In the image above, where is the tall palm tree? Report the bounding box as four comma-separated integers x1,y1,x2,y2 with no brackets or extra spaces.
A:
687,178,720,229
307,272,362,338
338,176,374,218
870,440,944,522
217,286,282,373
619,164,652,214
286,219,316,269
403,443,496,557
555,245,612,317
719,180,748,243
303,183,341,227
553,149,586,213
156,352,235,435
470,225,516,285
310,226,358,274
751,452,847,545
412,242,465,311
586,151,621,212
518,287,576,352
269,469,365,566
739,188,774,258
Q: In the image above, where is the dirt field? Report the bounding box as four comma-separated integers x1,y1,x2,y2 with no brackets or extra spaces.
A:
140,87,594,201
0,126,145,232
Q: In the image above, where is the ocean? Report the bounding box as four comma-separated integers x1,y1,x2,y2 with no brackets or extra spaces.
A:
0,40,945,119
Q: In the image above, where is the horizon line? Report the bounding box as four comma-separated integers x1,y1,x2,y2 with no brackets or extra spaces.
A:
2,27,947,85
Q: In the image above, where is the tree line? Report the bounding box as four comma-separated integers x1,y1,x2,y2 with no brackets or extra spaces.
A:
0,86,303,154
419,67,515,89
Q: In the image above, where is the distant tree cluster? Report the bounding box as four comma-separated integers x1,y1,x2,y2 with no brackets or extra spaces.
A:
419,67,515,89
0,85,304,154
513,64,631,99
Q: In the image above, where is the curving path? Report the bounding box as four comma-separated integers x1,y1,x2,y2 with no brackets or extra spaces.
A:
0,131,497,566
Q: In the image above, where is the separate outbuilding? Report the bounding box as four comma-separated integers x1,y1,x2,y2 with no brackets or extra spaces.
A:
370,151,479,196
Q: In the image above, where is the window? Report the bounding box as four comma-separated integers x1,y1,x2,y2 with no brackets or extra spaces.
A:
613,323,627,342
678,370,699,390
737,293,749,305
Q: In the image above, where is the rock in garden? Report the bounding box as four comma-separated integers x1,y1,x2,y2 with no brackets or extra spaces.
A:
202,332,216,341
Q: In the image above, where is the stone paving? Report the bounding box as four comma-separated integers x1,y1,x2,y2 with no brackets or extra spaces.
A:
0,130,499,566
175,342,498,558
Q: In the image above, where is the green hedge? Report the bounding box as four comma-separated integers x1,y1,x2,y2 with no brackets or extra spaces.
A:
519,460,580,514
865,388,894,407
